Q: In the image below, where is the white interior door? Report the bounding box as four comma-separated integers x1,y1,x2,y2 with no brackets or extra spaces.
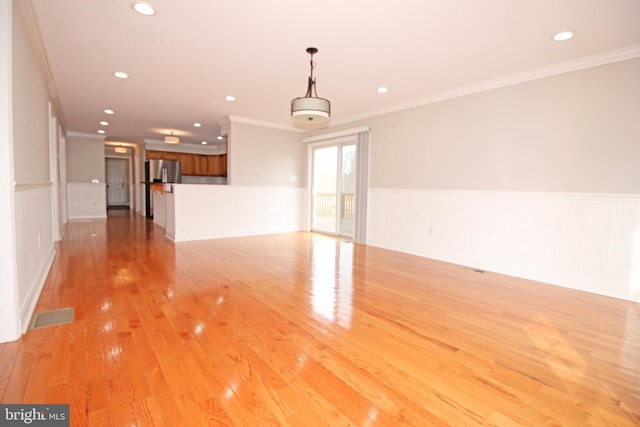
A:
106,158,128,207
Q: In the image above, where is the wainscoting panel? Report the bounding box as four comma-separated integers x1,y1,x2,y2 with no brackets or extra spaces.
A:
171,185,306,242
14,183,56,332
368,189,640,302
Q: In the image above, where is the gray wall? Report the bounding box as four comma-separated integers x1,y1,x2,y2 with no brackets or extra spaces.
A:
229,122,305,187
66,133,106,183
309,57,640,194
11,0,50,183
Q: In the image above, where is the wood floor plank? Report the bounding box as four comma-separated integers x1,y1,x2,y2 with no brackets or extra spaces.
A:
0,209,638,426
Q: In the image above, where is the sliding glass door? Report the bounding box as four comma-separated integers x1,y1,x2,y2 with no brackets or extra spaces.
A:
311,141,356,238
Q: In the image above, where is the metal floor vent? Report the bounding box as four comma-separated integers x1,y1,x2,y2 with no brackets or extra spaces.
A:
464,266,487,274
29,307,74,330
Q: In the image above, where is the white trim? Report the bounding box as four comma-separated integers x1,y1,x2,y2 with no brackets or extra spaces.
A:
227,115,303,132
16,0,67,127
372,188,640,202
19,247,55,334
143,139,227,155
14,181,52,191
66,131,105,140
331,45,640,126
302,126,371,143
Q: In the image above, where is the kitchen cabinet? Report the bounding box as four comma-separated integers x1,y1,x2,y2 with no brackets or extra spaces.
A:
207,155,221,176
219,154,227,177
194,155,208,176
178,153,194,175
146,150,164,160
207,154,227,177
145,150,227,177
163,152,179,161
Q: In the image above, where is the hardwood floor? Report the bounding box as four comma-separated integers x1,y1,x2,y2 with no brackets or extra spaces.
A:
1,210,639,426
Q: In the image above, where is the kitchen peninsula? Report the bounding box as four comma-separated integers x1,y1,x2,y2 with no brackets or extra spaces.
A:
152,184,306,242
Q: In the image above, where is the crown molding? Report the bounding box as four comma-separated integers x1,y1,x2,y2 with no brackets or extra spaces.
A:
302,126,371,143
17,0,67,131
331,45,640,126
66,131,105,140
227,115,304,132
143,139,226,155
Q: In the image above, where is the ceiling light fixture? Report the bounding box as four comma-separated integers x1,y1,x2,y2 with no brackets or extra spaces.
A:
115,146,127,153
193,122,202,127
225,95,235,101
97,130,106,134
100,121,109,126
104,109,114,114
114,71,129,79
377,87,389,94
553,30,576,41
201,141,208,145
132,2,156,16
291,47,330,123
217,136,224,140
164,132,180,144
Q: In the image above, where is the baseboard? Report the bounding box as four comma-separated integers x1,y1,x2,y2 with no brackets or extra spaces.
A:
19,245,56,334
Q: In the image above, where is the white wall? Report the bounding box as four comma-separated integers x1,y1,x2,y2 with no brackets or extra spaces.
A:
66,132,107,219
0,0,57,343
0,0,20,343
307,57,640,302
169,184,305,242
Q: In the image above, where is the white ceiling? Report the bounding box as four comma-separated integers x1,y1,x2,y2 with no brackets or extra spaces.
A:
26,0,640,146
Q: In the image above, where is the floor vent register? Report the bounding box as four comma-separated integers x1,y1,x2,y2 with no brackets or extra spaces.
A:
29,307,75,330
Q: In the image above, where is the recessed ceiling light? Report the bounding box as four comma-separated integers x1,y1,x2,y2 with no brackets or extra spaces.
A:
97,130,106,134
553,30,576,41
225,95,235,101
377,87,389,94
217,136,224,140
193,122,202,127
100,121,109,126
114,71,128,79
132,2,156,16
104,109,114,114
201,141,208,145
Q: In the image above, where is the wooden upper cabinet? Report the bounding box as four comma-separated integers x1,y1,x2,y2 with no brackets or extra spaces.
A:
145,150,227,177
163,151,179,161
178,153,194,175
194,155,208,176
207,155,221,176
207,154,228,177
220,154,227,177
146,150,164,160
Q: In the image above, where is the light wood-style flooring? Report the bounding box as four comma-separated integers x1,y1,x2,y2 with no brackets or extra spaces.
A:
1,210,639,426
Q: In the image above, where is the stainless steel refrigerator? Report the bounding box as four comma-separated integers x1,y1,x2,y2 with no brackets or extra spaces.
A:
144,160,182,217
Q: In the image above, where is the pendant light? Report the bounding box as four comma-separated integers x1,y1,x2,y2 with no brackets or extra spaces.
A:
164,132,179,144
291,47,331,123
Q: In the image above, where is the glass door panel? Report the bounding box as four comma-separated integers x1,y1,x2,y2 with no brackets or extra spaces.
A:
312,146,338,233
311,141,356,238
